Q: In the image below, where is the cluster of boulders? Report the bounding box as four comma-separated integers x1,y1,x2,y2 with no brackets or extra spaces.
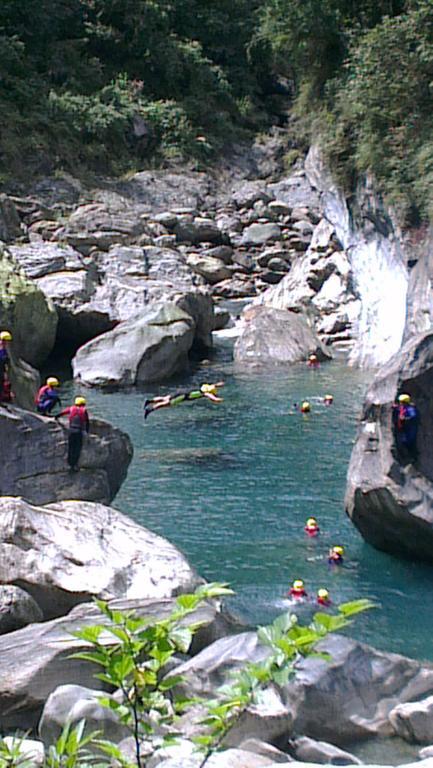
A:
0,157,364,388
1,496,433,768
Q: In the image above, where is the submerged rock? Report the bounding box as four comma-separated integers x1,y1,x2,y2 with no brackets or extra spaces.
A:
345,331,433,561
0,497,200,619
0,406,132,505
234,306,331,366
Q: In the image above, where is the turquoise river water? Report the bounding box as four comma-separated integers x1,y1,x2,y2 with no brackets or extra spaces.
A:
64,344,433,665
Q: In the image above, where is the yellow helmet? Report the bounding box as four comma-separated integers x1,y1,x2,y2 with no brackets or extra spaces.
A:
309,354,317,361
398,393,411,404
324,394,333,401
333,545,344,556
301,401,311,412
75,396,86,406
0,331,12,342
47,377,60,387
293,579,304,590
318,588,329,599
306,517,317,526
201,383,217,395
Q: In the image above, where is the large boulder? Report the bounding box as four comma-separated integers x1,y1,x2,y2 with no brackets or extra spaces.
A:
174,632,433,745
73,302,195,387
0,497,201,619
60,200,145,254
0,194,22,242
389,696,433,744
0,406,132,505
0,595,230,730
234,306,332,365
289,736,361,765
0,245,57,366
345,331,433,560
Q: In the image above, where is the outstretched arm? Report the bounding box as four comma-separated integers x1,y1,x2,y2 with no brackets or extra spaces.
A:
204,393,223,403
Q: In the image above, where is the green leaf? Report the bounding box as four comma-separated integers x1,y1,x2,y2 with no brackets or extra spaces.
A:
338,599,377,617
170,626,193,653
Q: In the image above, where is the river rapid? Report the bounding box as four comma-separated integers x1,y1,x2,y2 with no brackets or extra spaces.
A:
65,343,433,665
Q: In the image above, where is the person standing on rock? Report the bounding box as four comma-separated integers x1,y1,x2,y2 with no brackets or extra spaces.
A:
0,330,12,388
57,396,90,471
35,377,62,415
393,393,419,461
144,382,224,420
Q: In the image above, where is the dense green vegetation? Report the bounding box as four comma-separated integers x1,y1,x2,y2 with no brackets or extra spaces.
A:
2,0,432,220
258,0,433,222
0,0,271,178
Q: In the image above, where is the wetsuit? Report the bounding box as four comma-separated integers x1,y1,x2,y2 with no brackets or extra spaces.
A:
0,377,12,403
169,389,204,406
36,385,61,415
288,588,307,599
317,597,331,607
305,524,320,537
0,344,9,386
393,403,419,458
59,405,90,470
328,553,343,566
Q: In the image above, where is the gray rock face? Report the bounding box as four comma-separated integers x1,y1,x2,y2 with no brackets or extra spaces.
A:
389,696,433,744
0,596,229,730
39,684,129,746
73,302,195,387
0,194,22,242
174,632,433,744
0,585,43,634
345,331,433,560
241,223,281,246
289,737,361,765
234,306,332,365
0,406,132,505
0,246,57,367
61,201,145,254
0,497,200,619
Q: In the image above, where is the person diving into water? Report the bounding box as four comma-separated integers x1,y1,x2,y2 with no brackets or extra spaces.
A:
144,382,224,420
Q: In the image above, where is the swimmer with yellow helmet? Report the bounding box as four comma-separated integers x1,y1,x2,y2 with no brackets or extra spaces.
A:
287,579,307,599
328,545,344,566
317,588,331,606
0,330,12,387
144,382,224,420
304,517,320,537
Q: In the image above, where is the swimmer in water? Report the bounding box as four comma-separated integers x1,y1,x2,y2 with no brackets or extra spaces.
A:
287,579,307,599
144,382,224,420
304,517,320,537
323,394,334,406
307,354,320,368
300,401,311,414
328,545,344,566
317,588,332,606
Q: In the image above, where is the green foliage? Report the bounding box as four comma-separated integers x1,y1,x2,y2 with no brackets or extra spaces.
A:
45,720,101,768
0,0,270,178
71,582,234,766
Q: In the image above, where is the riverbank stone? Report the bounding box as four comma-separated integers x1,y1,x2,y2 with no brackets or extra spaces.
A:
0,497,201,619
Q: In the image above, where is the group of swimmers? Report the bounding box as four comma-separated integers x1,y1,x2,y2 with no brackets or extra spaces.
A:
287,516,345,607
0,330,90,472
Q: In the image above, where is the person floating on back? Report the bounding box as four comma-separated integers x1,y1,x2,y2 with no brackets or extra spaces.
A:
287,579,307,599
317,588,332,606
144,382,224,420
36,377,62,415
307,353,320,368
328,545,344,566
392,393,419,461
323,394,334,406
304,517,320,537
57,396,90,472
0,330,12,388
